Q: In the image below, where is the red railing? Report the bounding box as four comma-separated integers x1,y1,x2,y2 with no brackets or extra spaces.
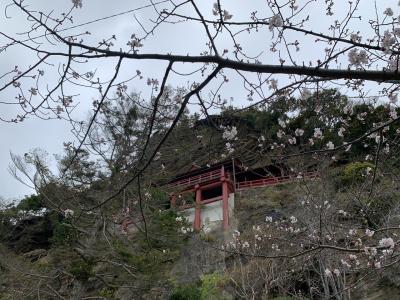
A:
235,171,318,190
168,169,222,189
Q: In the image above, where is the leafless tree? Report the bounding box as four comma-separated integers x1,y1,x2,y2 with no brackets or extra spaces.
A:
2,0,400,298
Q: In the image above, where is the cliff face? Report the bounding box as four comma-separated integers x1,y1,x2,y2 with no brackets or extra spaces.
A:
1,178,400,299
4,214,58,253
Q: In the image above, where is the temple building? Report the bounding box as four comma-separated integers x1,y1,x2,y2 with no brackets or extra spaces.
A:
167,159,316,231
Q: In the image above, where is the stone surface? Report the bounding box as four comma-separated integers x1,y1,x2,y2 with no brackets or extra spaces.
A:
22,248,47,262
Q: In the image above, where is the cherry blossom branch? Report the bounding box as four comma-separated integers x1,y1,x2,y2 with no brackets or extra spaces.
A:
163,12,400,56
86,66,222,210
138,61,173,163
275,115,400,158
61,56,123,175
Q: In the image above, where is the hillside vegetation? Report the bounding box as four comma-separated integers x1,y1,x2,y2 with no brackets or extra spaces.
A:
1,89,400,299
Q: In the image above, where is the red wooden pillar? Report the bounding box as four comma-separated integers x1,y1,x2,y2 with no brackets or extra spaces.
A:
221,166,230,230
194,184,202,231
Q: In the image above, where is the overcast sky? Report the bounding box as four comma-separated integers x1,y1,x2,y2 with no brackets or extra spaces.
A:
0,0,396,201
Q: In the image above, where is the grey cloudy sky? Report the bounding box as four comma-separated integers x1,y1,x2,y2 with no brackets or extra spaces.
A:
0,0,396,201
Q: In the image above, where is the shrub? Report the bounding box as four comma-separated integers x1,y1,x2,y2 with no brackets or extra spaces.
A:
50,222,76,246
140,210,190,249
16,194,43,211
68,259,94,282
113,241,134,263
113,239,179,273
200,233,216,243
169,273,228,300
340,162,374,186
98,287,115,298
199,272,228,300
0,211,14,239
169,283,201,300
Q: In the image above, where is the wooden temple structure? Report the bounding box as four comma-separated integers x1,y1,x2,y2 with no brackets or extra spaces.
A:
168,159,240,231
167,159,317,231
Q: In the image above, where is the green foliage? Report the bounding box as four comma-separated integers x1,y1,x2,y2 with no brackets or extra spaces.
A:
150,210,181,234
50,222,76,246
68,258,94,282
169,283,201,300
113,239,179,273
340,162,374,186
134,249,178,272
170,273,228,300
16,194,43,211
113,240,134,263
98,287,115,298
35,256,50,271
178,193,195,205
287,89,349,143
199,272,228,300
238,184,296,210
1,210,61,252
200,232,216,243
60,148,97,186
0,207,16,239
147,187,169,206
141,197,190,249
359,187,400,226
